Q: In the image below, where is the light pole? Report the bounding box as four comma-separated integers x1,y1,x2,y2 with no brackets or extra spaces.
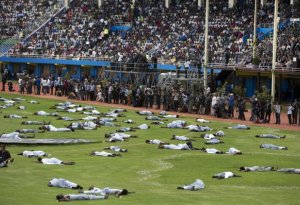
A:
271,0,279,103
203,0,209,89
253,0,258,58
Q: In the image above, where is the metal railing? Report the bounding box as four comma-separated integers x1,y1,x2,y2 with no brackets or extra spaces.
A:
2,54,111,62
207,63,300,73
2,53,300,74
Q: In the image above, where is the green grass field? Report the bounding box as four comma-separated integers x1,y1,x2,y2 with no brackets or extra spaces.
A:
0,93,299,205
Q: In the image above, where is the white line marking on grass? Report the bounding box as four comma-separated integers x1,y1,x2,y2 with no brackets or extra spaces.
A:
137,153,192,182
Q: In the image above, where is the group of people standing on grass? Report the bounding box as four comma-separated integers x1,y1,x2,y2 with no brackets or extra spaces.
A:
248,94,300,126
2,70,300,126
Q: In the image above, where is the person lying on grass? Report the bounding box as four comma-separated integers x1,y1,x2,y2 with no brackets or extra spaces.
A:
81,116,99,121
16,129,45,133
277,168,300,174
177,179,205,191
105,133,137,142
239,166,275,172
200,147,225,154
67,121,99,130
104,112,126,118
160,114,179,118
21,120,50,125
200,133,218,140
98,120,119,127
39,125,74,132
158,141,199,150
196,118,210,123
255,134,286,139
225,124,250,130
215,130,225,136
205,138,224,144
56,116,77,121
80,186,132,197
4,114,28,119
56,193,108,202
170,135,195,141
48,178,82,189
90,151,121,157
0,132,35,139
34,111,59,116
116,124,150,132
186,125,213,132
145,116,166,121
103,146,127,152
105,133,138,139
98,117,117,122
212,171,241,179
18,150,48,158
259,144,288,150
136,124,150,130
37,157,75,165
145,139,169,145
136,110,153,115
161,120,186,128
226,147,242,155
82,110,101,115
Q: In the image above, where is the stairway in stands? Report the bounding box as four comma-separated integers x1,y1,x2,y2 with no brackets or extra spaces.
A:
0,0,66,57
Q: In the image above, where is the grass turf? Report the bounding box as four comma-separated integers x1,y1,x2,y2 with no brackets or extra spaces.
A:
0,93,300,205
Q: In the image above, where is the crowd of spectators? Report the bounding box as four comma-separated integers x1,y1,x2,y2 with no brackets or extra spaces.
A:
5,0,296,68
0,0,60,39
255,21,300,68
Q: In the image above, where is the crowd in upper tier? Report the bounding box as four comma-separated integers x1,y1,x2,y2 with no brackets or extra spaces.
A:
0,0,60,38
2,0,299,67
